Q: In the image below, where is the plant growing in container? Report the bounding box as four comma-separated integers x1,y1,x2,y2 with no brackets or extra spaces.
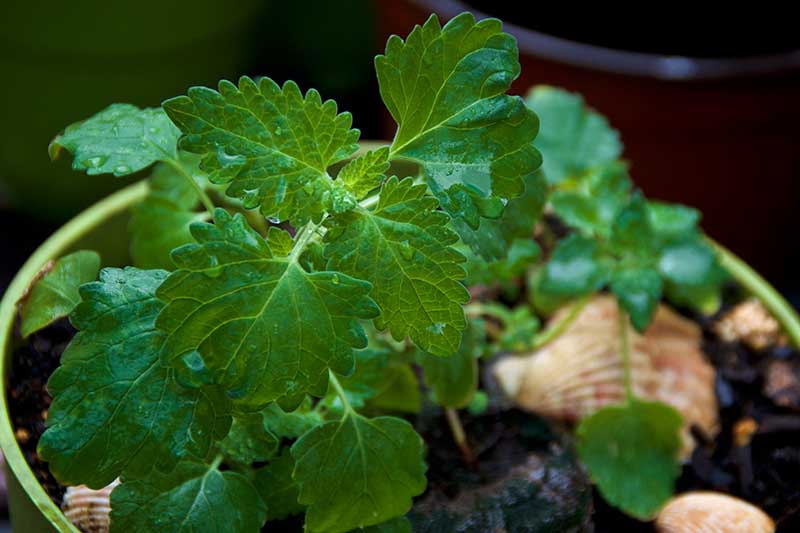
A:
2,10,797,533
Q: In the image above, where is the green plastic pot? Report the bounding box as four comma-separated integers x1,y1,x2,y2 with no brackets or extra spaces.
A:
0,0,262,220
1,180,799,531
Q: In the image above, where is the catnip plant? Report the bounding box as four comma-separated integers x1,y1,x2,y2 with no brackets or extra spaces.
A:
27,11,728,532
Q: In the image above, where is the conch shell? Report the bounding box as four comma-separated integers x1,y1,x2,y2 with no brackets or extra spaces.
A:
62,479,119,533
493,295,717,457
655,492,775,533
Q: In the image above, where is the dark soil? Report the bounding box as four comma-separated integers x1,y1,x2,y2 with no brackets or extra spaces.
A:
410,408,592,532
6,299,800,531
6,317,74,507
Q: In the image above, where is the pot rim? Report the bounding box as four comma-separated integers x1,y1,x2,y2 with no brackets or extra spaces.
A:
0,181,148,532
411,0,800,81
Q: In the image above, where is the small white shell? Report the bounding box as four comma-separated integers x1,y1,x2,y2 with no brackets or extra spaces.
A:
656,491,775,533
62,479,119,533
493,295,717,457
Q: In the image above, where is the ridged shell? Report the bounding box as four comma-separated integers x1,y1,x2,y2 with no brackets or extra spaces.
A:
656,492,775,533
493,295,717,457
62,479,119,533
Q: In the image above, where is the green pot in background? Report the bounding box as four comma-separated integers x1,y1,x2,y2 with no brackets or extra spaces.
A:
0,0,264,220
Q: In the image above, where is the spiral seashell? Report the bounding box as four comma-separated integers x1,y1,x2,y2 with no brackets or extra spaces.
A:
493,295,717,457
62,479,119,533
655,492,774,533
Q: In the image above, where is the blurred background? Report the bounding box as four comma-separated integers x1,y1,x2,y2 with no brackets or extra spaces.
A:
1,0,799,528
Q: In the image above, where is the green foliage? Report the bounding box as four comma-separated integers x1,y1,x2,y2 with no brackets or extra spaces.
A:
292,413,426,532
49,104,180,176
129,160,203,269
111,460,266,532
19,250,100,337
539,234,610,298
337,147,390,200
526,85,621,185
218,413,279,465
576,400,682,519
41,10,734,531
324,177,469,356
376,13,541,255
156,209,379,410
417,321,484,408
262,400,322,439
38,268,231,488
254,450,304,521
496,307,542,352
163,77,359,225
366,361,422,414
533,89,724,328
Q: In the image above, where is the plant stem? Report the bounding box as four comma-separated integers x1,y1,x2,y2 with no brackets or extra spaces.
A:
288,219,323,263
617,306,634,402
328,370,353,415
163,157,216,218
464,302,513,324
445,407,474,464
530,294,590,350
209,453,224,472
708,237,800,347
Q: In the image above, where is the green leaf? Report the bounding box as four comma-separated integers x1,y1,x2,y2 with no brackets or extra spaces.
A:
111,460,266,532
130,161,203,269
576,400,682,519
358,517,412,533
262,400,323,439
647,201,701,241
325,177,469,356
610,194,655,257
163,77,360,225
328,346,392,411
664,282,723,315
367,362,422,414
337,147,390,200
550,161,631,239
156,209,379,409
49,104,180,176
19,250,100,337
539,234,609,297
467,390,489,416
465,238,541,286
219,413,279,465
38,268,231,488
550,192,597,235
457,170,548,261
292,413,426,532
265,226,295,256
417,320,483,408
526,85,621,184
658,239,721,287
610,267,663,332
254,449,305,521
377,13,541,224
497,306,541,351
659,238,725,314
